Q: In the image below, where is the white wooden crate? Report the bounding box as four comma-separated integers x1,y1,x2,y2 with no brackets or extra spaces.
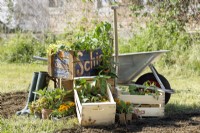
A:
116,85,165,117
74,86,116,126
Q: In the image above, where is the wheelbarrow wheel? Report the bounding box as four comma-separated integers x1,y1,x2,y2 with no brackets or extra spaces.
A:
135,73,171,104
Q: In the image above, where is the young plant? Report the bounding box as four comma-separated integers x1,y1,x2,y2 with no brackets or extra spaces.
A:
128,82,161,100
75,74,111,103
34,88,67,110
115,99,133,114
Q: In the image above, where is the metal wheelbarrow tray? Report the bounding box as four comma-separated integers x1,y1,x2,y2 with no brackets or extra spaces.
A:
116,50,174,104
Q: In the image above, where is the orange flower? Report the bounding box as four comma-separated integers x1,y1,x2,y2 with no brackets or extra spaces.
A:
58,104,70,112
69,102,75,107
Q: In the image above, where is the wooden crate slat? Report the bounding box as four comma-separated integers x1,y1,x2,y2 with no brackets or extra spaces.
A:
134,107,164,117
118,94,164,104
74,87,116,126
81,104,116,126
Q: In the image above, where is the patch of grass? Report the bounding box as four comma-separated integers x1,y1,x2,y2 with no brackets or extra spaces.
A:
0,63,46,93
155,66,200,116
0,115,78,133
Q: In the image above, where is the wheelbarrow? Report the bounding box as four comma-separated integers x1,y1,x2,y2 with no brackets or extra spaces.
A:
116,50,174,104
110,6,174,104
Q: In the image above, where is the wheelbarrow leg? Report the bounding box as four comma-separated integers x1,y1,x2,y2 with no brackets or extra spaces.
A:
149,64,174,94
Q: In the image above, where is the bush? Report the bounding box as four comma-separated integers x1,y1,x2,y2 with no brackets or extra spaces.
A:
119,1,200,73
1,33,46,63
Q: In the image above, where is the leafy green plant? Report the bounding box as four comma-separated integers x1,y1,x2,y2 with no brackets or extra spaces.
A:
128,83,161,100
75,74,111,103
46,41,73,55
34,88,67,110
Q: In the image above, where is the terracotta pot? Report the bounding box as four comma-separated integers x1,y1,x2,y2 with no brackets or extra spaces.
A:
126,113,132,124
119,113,126,125
41,109,52,119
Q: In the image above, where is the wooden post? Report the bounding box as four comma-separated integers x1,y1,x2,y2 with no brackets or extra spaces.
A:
111,5,119,87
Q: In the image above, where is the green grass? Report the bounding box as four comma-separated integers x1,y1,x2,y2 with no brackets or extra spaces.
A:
0,63,200,132
0,62,47,93
155,66,200,115
0,115,78,133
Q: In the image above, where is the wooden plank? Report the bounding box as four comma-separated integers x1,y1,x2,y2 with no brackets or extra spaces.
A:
81,104,116,126
74,90,82,114
133,107,164,117
48,51,74,79
62,80,74,90
74,95,82,123
48,54,54,76
107,85,115,103
116,87,165,105
118,94,164,104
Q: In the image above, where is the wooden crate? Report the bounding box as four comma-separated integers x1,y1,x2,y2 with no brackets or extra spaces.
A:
48,49,103,80
74,86,116,126
116,85,165,117
61,79,74,90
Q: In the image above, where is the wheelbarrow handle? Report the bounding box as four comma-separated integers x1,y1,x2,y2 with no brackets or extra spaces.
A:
33,56,47,61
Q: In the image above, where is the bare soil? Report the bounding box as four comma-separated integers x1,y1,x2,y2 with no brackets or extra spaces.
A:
1,91,200,133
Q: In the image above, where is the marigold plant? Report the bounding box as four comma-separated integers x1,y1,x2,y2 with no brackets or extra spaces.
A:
115,99,133,114
51,101,76,118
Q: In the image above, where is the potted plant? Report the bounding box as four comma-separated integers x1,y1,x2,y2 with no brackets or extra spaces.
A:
29,99,43,118
34,88,67,119
115,99,133,125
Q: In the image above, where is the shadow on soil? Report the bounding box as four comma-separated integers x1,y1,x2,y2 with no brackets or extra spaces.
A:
56,103,200,133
